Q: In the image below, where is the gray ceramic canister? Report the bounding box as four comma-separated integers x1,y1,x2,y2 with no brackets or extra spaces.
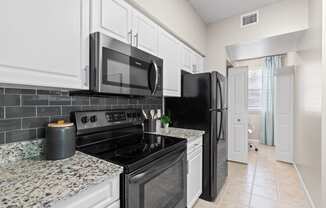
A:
45,121,76,160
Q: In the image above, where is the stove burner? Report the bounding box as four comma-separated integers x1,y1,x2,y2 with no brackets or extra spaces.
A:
115,138,163,158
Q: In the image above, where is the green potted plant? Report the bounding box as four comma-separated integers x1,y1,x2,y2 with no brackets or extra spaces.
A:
160,114,171,129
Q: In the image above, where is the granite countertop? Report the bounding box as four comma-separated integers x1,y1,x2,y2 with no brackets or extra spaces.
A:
0,151,123,208
147,127,205,143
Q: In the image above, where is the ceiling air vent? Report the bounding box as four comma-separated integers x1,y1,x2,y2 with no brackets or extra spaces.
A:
241,11,259,28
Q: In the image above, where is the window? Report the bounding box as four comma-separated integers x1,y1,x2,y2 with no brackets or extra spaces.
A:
234,58,264,111
248,68,262,110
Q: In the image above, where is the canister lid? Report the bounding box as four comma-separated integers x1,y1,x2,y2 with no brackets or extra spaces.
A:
48,120,74,128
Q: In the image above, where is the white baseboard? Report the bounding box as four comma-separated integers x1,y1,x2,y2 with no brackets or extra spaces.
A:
293,163,316,208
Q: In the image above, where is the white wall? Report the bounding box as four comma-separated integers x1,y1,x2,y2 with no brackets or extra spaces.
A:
322,1,326,205
293,0,323,206
127,0,207,55
206,0,309,75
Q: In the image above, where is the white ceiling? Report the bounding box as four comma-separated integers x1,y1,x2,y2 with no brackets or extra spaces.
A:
188,0,284,24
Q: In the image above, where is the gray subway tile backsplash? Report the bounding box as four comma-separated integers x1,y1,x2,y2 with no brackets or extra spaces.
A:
0,119,21,131
22,95,48,106
0,107,3,119
6,129,37,143
37,89,62,96
72,96,90,105
0,132,4,144
37,106,61,117
6,107,36,118
117,97,130,105
22,117,50,129
90,97,108,105
62,106,82,115
0,87,162,144
0,95,21,106
49,95,71,106
5,88,36,95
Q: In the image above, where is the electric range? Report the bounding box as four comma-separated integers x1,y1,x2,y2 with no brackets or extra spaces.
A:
72,109,187,208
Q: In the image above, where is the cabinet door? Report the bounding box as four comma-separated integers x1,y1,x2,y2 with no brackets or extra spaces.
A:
197,56,204,73
132,10,158,55
190,52,198,73
105,201,120,208
192,53,204,73
0,0,89,89
158,30,181,97
187,147,203,208
92,0,132,44
52,177,120,208
181,46,192,72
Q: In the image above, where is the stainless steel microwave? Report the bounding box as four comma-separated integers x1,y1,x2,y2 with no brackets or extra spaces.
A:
90,32,163,97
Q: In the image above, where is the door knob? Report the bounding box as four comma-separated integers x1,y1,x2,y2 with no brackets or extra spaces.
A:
237,119,241,122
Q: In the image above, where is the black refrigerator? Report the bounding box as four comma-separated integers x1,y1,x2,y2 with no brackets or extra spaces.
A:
165,71,228,202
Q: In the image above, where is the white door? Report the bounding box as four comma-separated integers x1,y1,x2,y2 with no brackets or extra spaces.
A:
92,0,133,44
228,67,248,163
0,0,90,89
132,10,158,55
274,66,294,163
158,29,181,97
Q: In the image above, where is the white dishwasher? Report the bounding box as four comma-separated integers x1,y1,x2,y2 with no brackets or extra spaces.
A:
187,136,203,208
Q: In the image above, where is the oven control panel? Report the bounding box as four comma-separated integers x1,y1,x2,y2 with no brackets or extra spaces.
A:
105,111,126,122
73,109,143,133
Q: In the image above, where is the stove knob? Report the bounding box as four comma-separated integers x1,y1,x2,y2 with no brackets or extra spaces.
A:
81,116,89,124
90,115,97,123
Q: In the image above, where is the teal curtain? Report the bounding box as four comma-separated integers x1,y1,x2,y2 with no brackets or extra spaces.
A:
260,55,282,145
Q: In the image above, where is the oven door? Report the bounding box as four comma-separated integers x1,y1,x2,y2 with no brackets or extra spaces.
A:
123,148,187,208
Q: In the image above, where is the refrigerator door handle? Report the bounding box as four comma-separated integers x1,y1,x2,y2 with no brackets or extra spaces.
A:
217,78,223,109
209,108,223,112
217,111,223,141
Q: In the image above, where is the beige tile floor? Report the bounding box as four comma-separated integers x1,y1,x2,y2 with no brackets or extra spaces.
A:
193,144,311,208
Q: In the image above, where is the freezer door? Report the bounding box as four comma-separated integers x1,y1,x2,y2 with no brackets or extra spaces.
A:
165,72,211,131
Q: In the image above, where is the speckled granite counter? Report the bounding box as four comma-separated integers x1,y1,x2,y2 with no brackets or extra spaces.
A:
0,151,123,208
147,127,205,143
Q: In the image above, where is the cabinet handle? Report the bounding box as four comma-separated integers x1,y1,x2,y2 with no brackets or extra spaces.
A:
128,30,133,45
134,33,139,47
84,65,89,86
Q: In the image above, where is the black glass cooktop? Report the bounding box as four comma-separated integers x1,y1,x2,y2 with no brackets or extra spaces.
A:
78,133,186,173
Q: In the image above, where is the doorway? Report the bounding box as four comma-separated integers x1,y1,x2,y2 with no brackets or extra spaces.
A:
227,55,294,164
233,58,264,154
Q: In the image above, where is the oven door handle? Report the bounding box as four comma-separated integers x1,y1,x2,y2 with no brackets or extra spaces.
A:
148,61,159,95
130,150,185,183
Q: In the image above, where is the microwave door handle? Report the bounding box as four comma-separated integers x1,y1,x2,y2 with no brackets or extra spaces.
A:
151,61,159,95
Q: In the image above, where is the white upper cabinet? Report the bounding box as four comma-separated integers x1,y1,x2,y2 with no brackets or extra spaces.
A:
132,10,158,55
192,53,204,73
198,56,204,73
91,0,133,44
181,46,192,73
0,0,90,89
158,29,181,97
191,52,198,73
92,0,158,55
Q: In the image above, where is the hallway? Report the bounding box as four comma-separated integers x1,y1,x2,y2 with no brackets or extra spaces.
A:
194,144,311,208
